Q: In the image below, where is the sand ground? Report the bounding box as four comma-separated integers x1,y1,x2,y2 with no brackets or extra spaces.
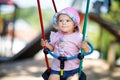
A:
0,53,120,80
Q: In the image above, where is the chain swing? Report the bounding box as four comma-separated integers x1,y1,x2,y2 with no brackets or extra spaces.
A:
37,0,93,80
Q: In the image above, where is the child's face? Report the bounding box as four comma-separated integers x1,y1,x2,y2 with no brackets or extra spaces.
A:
57,14,76,34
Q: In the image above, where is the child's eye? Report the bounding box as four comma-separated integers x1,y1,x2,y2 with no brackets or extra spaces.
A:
59,20,63,22
66,20,70,22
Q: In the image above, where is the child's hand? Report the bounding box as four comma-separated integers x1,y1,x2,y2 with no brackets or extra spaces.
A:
41,39,54,51
81,41,87,48
41,39,48,47
81,41,90,53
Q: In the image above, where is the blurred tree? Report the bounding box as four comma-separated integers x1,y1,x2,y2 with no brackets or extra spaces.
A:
101,0,120,27
15,7,54,31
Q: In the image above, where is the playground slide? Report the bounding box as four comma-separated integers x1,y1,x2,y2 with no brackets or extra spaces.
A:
0,25,56,63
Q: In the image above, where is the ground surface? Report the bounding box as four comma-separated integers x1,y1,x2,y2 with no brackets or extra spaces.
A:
0,52,120,80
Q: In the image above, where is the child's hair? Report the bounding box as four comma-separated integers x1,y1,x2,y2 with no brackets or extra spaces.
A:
53,7,80,31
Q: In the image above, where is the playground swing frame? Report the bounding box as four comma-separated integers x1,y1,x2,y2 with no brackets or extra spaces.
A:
37,0,93,80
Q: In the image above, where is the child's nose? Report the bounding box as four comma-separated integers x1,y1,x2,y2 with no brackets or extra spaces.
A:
62,20,66,24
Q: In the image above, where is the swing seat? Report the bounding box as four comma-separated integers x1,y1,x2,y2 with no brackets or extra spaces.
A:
79,71,86,80
42,69,86,80
42,69,50,80
42,42,94,80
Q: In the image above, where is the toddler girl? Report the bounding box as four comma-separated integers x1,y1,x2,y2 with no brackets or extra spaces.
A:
41,7,89,80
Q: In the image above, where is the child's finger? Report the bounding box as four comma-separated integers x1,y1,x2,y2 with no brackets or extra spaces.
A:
41,39,46,46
